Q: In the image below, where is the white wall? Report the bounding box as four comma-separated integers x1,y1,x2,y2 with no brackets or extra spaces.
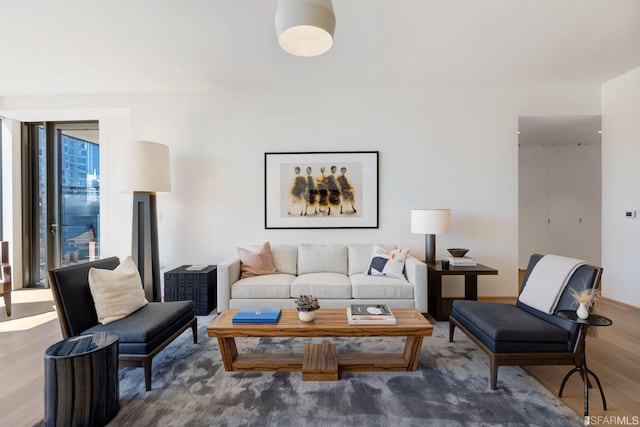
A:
0,84,601,301
602,67,640,308
1,119,23,285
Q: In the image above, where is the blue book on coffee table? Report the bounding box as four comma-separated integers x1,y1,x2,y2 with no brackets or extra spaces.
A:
232,307,282,324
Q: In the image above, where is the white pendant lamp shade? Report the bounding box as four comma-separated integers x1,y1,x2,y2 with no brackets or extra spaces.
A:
275,0,335,57
119,140,172,193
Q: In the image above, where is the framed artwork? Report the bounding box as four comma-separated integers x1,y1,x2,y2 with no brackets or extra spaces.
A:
265,151,379,229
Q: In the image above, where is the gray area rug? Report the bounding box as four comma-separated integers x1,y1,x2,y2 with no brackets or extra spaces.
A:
111,315,581,427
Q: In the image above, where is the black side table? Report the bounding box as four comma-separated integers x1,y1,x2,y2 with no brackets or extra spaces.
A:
44,332,119,427
556,310,612,418
427,261,498,321
164,265,217,315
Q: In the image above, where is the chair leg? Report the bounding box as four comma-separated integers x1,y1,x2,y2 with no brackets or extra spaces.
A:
449,321,456,342
191,320,198,344
490,356,498,390
3,292,10,316
143,358,153,391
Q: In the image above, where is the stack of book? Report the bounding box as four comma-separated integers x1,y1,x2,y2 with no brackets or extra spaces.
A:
347,304,396,325
445,256,477,266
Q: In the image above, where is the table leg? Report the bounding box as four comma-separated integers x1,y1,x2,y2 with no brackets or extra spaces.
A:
558,325,607,418
587,369,607,410
217,337,238,370
403,336,424,370
464,275,478,301
428,269,442,319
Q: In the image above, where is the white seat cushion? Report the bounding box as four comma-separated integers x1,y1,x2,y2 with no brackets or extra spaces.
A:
350,273,414,299
231,273,295,299
297,244,348,275
291,273,352,299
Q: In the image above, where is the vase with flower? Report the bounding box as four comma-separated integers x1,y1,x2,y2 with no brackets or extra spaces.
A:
569,287,599,319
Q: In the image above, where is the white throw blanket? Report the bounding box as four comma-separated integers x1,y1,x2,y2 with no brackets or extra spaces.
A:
519,254,586,314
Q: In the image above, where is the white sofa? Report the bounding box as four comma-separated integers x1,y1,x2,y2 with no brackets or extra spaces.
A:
217,244,427,313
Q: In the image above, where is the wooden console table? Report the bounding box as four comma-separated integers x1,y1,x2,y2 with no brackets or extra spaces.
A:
207,308,433,380
427,261,498,321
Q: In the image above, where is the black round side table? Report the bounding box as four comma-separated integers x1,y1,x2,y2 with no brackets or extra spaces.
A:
44,332,120,427
556,310,612,418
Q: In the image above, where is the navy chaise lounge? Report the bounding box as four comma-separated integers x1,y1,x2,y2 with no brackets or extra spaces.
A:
449,253,602,389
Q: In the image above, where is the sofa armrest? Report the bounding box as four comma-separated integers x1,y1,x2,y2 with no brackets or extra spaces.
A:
405,256,427,313
216,256,241,312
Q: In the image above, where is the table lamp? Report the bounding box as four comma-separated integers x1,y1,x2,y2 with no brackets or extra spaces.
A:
411,209,451,264
119,140,171,302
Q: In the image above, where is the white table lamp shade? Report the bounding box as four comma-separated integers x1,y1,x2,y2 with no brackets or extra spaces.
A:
119,140,171,193
275,0,335,57
411,209,451,235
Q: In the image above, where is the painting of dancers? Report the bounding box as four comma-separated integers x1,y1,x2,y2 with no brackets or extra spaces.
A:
265,151,379,229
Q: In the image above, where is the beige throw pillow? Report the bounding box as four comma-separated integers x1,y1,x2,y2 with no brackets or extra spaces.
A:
237,241,279,278
88,256,149,325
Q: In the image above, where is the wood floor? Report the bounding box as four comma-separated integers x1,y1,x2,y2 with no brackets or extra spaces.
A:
1,287,638,426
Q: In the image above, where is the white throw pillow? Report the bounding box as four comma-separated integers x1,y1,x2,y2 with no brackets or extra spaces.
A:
88,256,149,325
367,245,410,279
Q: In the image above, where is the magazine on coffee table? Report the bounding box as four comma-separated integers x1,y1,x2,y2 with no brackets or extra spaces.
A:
347,304,396,325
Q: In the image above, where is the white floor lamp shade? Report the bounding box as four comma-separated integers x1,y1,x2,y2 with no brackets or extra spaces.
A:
275,0,335,57
119,140,171,302
411,209,451,264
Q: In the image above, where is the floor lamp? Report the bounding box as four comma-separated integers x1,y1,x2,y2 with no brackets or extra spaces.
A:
120,140,171,302
411,209,451,264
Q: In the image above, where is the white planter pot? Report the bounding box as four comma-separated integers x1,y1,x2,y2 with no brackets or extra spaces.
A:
298,311,315,322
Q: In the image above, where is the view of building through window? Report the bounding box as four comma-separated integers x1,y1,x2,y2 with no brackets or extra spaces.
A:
37,128,99,279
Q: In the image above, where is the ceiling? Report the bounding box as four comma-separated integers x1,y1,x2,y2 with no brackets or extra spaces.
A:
1,0,640,97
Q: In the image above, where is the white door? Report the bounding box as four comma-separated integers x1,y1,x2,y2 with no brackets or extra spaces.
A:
518,145,549,268
578,142,602,265
548,145,581,258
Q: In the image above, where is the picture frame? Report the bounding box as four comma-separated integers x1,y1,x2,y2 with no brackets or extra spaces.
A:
265,151,379,229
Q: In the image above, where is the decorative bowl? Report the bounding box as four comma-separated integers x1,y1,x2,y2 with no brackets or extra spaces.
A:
447,248,469,258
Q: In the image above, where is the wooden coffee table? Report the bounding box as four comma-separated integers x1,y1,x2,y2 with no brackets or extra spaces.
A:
207,308,433,381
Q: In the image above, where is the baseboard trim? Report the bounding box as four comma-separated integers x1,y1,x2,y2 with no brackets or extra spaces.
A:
600,296,640,311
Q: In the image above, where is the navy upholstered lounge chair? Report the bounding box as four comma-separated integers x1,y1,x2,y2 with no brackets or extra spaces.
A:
449,253,602,389
48,257,198,391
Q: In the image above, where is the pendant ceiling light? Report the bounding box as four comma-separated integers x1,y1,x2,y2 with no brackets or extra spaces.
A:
275,0,336,57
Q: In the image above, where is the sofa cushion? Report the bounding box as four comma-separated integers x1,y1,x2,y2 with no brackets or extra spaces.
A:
348,244,396,275
88,256,149,325
350,273,414,299
291,273,352,299
231,274,295,299
84,300,194,355
367,245,409,279
237,241,279,278
297,244,348,275
270,244,298,275
452,300,569,343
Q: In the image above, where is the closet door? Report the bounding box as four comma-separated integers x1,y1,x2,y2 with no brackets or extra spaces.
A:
518,145,549,268
547,145,580,258
578,142,602,265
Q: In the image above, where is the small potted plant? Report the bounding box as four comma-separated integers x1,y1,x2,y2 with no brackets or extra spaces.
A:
570,287,599,319
295,294,320,322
